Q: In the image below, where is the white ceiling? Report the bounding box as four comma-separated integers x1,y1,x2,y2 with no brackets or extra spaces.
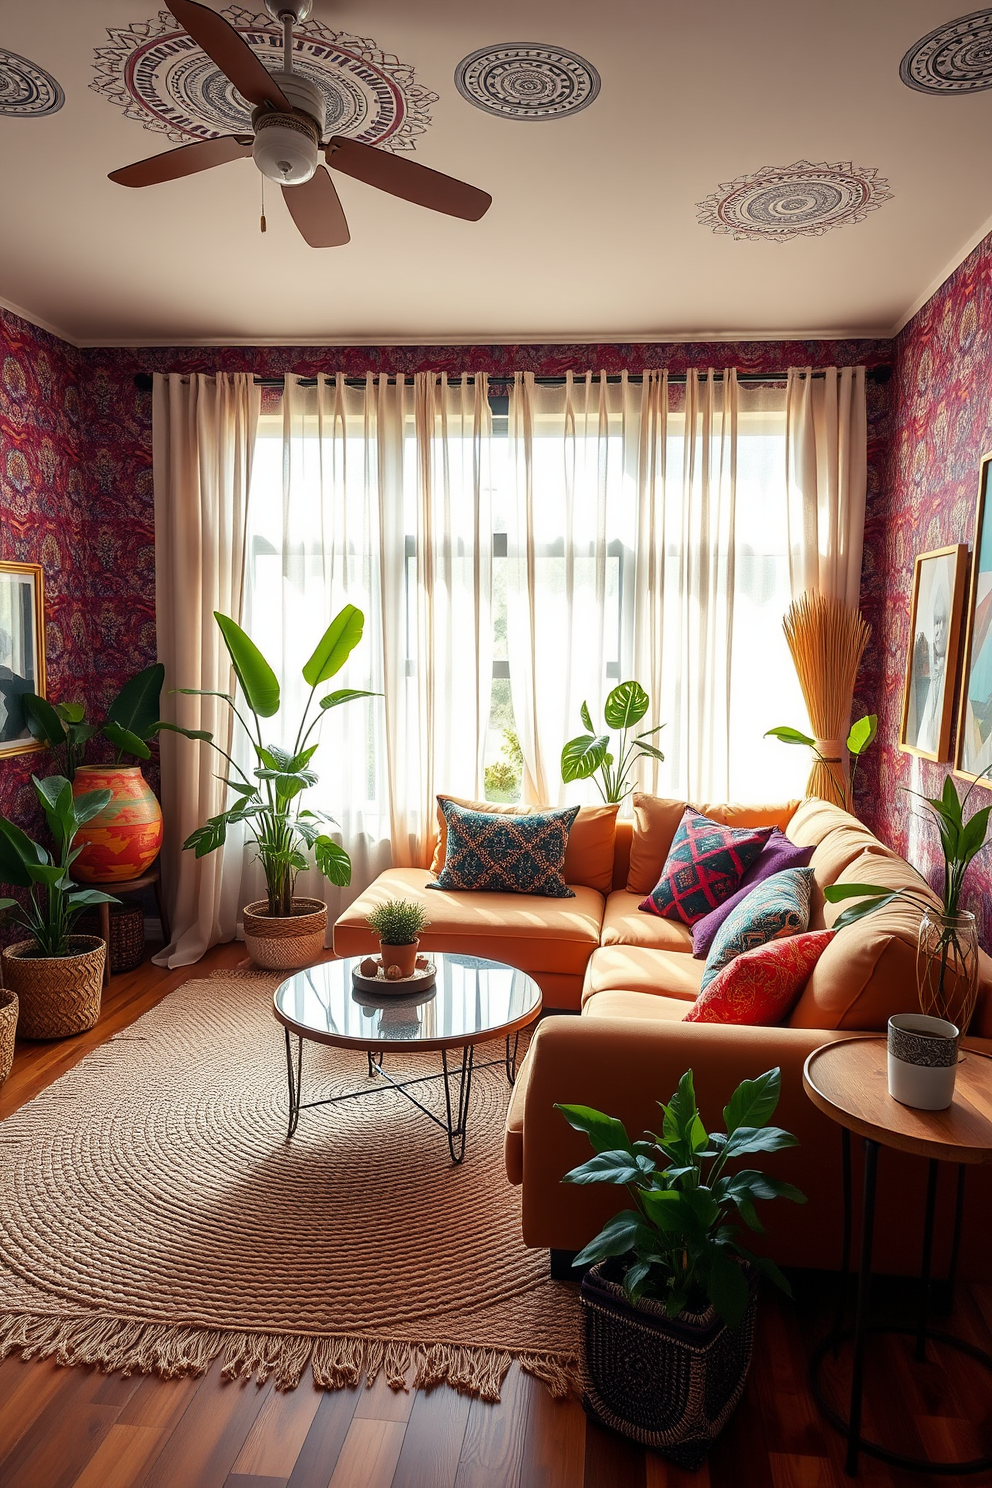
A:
1,0,991,345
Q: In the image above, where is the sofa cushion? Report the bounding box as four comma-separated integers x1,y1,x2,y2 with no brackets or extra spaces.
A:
701,867,815,990
583,989,696,1023
582,945,706,1005
627,794,800,895
687,930,834,1026
639,809,772,924
692,829,814,957
601,890,694,951
334,867,604,977
430,797,619,896
432,798,577,897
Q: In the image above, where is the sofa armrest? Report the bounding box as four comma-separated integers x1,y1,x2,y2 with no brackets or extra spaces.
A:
507,1014,854,1255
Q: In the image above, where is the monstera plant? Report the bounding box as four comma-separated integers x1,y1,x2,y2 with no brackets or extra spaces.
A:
561,681,665,804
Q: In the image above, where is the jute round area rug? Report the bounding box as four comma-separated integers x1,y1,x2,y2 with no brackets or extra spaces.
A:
0,971,581,1401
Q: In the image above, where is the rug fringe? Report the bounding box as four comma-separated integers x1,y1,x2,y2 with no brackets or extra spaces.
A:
0,1312,580,1401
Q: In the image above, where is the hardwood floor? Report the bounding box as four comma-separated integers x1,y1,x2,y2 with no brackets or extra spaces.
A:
1,945,990,1488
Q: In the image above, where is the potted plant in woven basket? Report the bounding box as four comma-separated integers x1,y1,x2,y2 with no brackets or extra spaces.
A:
0,776,119,1039
364,899,430,978
164,608,375,972
557,1067,805,1469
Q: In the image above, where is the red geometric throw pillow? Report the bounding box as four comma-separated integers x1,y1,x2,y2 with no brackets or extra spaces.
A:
683,930,835,1026
638,809,773,926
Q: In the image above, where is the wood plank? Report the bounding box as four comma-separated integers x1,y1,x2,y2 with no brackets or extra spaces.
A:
354,1369,416,1424
645,1455,711,1488
390,1383,472,1488
230,1383,323,1477
137,1362,276,1488
285,1387,363,1488
117,1367,205,1432
225,1476,289,1488
0,1359,111,1481
70,1425,166,1488
0,1356,74,1462
4,1399,120,1488
582,1416,646,1488
768,1454,840,1488
326,1418,406,1488
517,1370,585,1488
454,1363,532,1488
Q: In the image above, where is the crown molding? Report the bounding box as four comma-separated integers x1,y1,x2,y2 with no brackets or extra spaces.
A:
0,294,79,346
75,327,896,349
892,210,992,338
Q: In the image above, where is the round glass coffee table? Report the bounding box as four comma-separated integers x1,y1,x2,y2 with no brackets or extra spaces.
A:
272,953,542,1162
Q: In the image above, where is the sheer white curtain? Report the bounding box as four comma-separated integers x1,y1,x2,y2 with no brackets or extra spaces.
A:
785,367,867,608
505,370,808,808
231,373,492,931
152,372,260,967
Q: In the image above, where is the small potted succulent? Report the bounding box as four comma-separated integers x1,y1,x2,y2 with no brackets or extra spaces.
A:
364,899,430,978
0,776,119,1039
557,1067,804,1467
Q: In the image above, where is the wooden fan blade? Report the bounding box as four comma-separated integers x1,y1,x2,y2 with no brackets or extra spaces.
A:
169,0,291,112
282,168,350,247
109,134,253,187
325,137,491,221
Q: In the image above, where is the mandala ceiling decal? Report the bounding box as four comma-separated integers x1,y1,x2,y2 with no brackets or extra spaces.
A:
0,49,65,117
900,9,992,93
696,161,893,242
454,44,600,120
91,6,436,151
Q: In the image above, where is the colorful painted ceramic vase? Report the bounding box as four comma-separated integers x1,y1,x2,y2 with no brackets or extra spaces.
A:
71,764,164,883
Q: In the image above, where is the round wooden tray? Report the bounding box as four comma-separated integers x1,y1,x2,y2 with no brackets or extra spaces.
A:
351,959,437,997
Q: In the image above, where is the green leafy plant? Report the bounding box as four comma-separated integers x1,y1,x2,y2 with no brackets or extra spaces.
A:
0,776,119,956
365,899,430,945
557,1067,805,1327
485,727,523,803
23,664,166,776
765,713,877,809
561,682,665,804
164,608,376,918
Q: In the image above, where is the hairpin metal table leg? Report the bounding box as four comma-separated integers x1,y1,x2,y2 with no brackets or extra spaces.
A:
284,1026,302,1140
441,1044,474,1164
505,1031,521,1085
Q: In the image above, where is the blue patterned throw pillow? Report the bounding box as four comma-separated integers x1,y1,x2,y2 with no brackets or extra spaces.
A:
429,798,578,897
700,866,814,991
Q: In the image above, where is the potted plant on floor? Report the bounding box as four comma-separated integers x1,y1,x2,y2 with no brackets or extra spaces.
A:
365,899,430,978
0,775,119,1039
561,681,665,803
164,608,375,971
23,664,167,882
557,1067,805,1468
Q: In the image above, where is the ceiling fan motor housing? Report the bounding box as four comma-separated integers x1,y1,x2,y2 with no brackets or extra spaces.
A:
252,72,325,185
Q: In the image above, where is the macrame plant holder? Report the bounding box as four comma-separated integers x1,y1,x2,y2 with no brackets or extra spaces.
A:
783,592,871,811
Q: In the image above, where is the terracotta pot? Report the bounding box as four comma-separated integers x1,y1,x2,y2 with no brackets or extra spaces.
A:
242,898,327,972
580,1261,758,1469
0,987,18,1085
1,936,105,1040
379,938,420,978
71,764,163,883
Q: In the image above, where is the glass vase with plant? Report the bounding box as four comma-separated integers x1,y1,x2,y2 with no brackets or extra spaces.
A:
365,899,430,977
164,607,375,920
765,713,877,811
561,681,665,804
824,770,992,1030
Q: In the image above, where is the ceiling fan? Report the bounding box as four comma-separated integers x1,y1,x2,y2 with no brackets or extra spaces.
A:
108,0,492,246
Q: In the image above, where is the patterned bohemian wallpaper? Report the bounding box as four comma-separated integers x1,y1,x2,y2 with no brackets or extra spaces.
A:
855,235,992,947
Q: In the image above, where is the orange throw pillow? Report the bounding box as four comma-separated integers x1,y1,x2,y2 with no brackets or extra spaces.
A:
430,796,619,896
683,930,834,1026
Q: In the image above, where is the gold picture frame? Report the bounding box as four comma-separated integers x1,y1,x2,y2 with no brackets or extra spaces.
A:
898,543,968,763
0,561,46,759
955,452,992,783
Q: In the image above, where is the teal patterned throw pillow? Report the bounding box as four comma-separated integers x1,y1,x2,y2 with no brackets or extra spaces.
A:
430,798,579,897
700,866,814,991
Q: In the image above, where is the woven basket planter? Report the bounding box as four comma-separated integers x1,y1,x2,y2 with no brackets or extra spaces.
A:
1,937,105,1041
77,901,146,974
0,988,17,1086
580,1262,758,1469
243,898,327,972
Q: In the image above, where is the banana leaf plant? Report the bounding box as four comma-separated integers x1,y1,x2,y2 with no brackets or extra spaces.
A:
0,776,119,956
765,714,877,810
22,663,166,777
561,681,665,804
163,608,376,918
557,1068,805,1327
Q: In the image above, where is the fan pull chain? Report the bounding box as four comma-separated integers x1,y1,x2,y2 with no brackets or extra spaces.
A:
260,175,267,234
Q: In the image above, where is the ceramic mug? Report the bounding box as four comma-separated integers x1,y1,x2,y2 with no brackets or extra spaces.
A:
887,1013,960,1111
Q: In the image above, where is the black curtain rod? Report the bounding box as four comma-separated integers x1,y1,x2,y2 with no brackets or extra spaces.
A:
133,367,890,392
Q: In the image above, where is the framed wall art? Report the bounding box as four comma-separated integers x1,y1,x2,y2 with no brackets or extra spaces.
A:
955,452,992,784
0,561,46,758
899,543,967,762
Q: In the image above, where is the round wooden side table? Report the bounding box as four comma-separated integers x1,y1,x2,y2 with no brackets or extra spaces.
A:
803,1035,992,1477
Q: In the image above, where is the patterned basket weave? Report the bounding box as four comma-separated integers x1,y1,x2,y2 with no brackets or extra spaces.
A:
0,937,105,1041
77,901,146,974
0,988,17,1086
580,1262,758,1469
242,899,327,972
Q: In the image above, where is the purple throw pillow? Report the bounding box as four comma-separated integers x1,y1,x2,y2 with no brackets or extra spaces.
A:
691,828,813,958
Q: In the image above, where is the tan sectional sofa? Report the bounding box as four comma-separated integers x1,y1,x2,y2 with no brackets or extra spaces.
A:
336,794,992,1278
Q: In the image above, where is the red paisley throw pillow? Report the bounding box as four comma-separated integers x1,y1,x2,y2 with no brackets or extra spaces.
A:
683,930,835,1026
